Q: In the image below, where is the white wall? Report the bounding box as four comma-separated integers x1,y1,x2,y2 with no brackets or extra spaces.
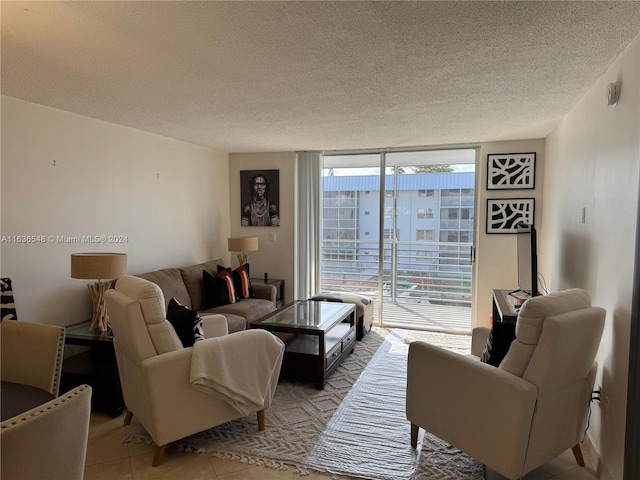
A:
473,139,545,327
228,152,296,304
1,96,231,326
543,35,640,480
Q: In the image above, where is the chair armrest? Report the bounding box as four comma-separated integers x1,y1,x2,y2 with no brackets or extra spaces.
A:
471,326,490,357
140,349,223,445
201,314,228,338
142,348,193,394
406,341,536,476
252,283,277,303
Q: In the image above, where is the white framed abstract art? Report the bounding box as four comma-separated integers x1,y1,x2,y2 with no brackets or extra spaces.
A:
486,198,535,234
486,153,536,190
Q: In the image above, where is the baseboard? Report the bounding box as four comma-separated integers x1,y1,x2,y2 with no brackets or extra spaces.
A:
584,433,615,480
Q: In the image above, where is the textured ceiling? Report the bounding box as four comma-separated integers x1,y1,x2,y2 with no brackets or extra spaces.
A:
2,1,640,153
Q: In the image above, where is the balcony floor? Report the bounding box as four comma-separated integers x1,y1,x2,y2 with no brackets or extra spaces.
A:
373,300,472,334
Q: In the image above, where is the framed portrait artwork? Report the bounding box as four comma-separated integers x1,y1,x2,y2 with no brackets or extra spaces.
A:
486,153,536,190
486,198,535,234
240,170,280,226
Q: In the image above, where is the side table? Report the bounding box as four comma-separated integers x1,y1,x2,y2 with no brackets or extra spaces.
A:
60,320,124,417
252,278,285,308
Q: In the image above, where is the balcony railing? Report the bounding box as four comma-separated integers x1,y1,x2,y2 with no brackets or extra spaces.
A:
320,239,472,307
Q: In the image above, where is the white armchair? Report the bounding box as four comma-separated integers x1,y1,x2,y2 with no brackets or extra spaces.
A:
105,275,284,466
406,288,605,480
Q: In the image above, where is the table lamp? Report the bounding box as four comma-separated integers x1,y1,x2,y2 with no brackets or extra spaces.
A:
71,252,127,332
228,237,259,266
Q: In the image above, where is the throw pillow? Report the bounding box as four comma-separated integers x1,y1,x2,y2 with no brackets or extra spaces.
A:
1,278,17,321
166,297,205,347
232,264,254,299
480,321,517,367
202,269,237,309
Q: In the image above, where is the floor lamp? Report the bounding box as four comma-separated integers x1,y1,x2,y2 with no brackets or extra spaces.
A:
71,253,127,332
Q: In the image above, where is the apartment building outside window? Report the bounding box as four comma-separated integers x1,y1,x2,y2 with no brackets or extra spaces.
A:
383,228,399,240
416,229,435,241
418,189,435,197
417,208,434,219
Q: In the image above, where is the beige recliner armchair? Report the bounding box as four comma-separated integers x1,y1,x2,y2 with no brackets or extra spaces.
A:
406,288,605,480
105,275,284,466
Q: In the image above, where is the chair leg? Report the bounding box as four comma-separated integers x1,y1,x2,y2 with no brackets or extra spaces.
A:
123,410,133,426
572,444,586,466
411,423,419,448
257,409,265,431
152,444,166,467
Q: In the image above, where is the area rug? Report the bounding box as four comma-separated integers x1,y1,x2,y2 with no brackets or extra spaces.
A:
123,328,484,479
304,329,421,479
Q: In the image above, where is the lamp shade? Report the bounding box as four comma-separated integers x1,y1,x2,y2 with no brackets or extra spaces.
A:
71,253,128,280
227,237,259,253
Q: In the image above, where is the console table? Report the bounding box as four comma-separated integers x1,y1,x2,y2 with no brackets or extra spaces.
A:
60,320,124,417
492,289,526,323
250,300,356,389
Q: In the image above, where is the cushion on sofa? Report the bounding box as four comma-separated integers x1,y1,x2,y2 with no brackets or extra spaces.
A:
179,259,223,311
166,297,205,347
137,268,192,310
233,264,254,299
203,270,237,309
203,298,276,325
198,310,247,333
217,263,255,303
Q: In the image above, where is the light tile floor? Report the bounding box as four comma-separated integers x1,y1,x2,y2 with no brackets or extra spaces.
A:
85,410,600,480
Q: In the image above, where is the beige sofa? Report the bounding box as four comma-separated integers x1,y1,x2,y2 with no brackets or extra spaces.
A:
136,259,277,333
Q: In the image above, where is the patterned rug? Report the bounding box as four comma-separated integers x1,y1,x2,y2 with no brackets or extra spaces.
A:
124,327,484,479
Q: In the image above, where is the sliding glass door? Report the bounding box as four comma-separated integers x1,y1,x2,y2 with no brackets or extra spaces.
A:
321,154,381,295
320,148,477,332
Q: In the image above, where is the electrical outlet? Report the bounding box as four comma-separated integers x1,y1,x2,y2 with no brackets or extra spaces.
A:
269,231,276,242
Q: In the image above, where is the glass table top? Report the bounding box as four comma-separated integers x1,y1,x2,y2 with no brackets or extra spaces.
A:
257,300,354,331
65,320,114,342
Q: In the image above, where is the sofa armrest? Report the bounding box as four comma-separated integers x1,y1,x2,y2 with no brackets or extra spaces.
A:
252,283,277,303
201,314,228,338
406,341,536,477
471,326,490,357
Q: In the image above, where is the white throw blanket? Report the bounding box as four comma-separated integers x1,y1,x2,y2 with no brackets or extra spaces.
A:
190,329,284,417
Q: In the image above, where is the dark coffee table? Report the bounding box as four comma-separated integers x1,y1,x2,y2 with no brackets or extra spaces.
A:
250,300,356,389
